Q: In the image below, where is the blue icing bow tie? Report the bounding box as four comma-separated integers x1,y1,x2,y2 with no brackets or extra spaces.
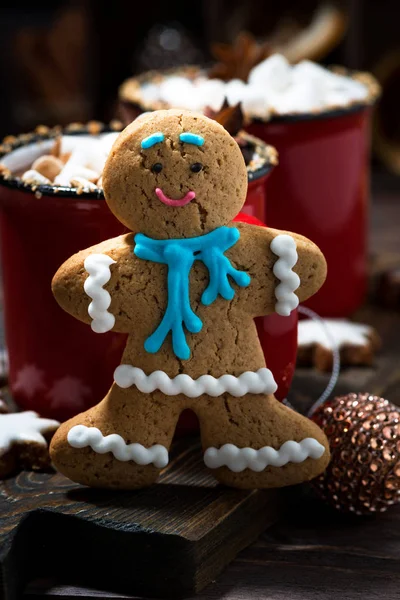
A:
134,226,250,360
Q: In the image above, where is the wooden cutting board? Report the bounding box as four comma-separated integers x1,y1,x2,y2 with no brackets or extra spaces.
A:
0,437,287,600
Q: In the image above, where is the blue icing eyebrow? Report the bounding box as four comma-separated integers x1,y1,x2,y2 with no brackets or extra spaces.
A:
141,132,164,149
179,132,204,146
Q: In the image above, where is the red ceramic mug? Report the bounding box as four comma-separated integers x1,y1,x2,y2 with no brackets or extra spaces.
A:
247,106,374,317
0,125,296,424
120,67,379,318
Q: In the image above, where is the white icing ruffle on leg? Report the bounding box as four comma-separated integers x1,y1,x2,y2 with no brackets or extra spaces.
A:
204,438,325,472
270,234,300,316
84,253,116,333
114,365,278,397
67,425,168,468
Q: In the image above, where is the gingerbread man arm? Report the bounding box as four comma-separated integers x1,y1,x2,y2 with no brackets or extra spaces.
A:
52,233,137,333
230,222,327,317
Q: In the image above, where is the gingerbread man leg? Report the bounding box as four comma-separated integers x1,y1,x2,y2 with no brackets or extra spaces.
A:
50,384,184,489
195,394,330,489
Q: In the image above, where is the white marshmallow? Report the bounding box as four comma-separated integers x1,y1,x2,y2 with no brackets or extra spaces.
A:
20,132,121,192
55,164,99,187
225,79,247,106
241,86,272,119
141,83,162,103
159,77,200,110
56,139,107,184
275,79,326,114
100,132,120,154
248,54,292,92
22,170,51,185
330,77,367,100
292,60,337,87
196,79,226,111
143,54,370,118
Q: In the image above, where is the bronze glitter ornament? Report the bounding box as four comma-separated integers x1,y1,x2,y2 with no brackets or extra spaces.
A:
311,393,400,514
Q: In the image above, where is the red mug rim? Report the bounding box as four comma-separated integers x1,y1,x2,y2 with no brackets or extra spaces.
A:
0,122,277,200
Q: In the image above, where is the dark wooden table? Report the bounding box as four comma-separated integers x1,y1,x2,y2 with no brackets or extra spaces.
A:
22,192,400,600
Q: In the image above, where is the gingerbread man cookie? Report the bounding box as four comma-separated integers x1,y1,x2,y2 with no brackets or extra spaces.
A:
50,109,330,489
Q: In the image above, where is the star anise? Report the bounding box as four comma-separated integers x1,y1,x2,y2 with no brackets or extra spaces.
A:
205,102,253,163
209,31,272,82
205,101,244,137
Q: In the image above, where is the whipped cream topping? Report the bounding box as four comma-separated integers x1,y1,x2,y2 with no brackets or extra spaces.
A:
138,54,371,119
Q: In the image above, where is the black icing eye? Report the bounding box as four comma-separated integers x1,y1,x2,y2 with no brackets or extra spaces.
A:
151,163,163,174
190,162,203,173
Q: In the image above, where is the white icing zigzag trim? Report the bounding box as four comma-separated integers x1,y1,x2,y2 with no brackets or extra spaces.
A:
114,365,278,398
67,425,168,468
204,438,325,473
270,234,300,317
84,254,116,333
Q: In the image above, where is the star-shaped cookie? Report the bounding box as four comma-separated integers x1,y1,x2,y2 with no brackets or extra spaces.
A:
0,411,60,478
297,319,381,372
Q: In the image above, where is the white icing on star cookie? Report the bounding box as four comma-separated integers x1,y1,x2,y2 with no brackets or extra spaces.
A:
204,438,325,473
67,425,169,468
0,411,60,456
113,365,278,398
298,319,374,350
84,253,116,333
270,234,300,316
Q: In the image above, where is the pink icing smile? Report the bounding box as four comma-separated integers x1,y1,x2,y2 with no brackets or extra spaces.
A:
155,187,196,207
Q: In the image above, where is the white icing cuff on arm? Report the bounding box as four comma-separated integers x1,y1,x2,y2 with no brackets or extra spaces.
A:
270,234,300,317
84,254,116,333
204,438,325,473
114,366,278,398
67,425,168,468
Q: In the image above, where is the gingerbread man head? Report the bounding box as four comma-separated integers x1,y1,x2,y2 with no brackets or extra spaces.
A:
103,109,248,238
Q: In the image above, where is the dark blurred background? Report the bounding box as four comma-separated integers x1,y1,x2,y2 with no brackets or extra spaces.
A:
0,0,400,178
